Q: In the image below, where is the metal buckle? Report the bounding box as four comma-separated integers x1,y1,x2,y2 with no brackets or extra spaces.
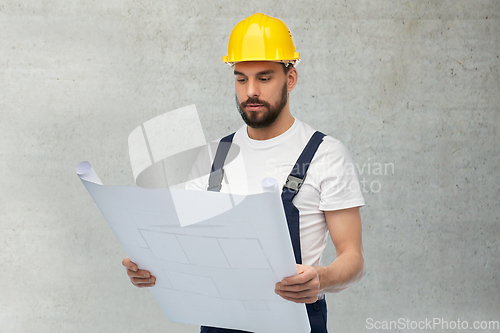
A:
283,175,303,192
207,168,224,191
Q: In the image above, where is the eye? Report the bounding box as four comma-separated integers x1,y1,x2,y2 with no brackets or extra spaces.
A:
236,78,247,83
259,77,270,82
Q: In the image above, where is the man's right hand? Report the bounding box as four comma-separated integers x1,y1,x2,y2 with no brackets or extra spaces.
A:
122,257,156,288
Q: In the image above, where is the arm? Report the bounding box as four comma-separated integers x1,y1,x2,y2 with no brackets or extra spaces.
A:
275,206,363,303
315,206,364,293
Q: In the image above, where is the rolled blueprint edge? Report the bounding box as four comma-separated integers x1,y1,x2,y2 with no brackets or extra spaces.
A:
76,161,103,185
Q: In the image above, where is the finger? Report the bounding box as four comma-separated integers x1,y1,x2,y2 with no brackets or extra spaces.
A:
280,273,316,287
277,279,319,293
276,287,316,299
130,276,156,284
132,281,156,288
122,257,138,272
281,266,317,286
296,264,306,273
276,292,318,304
127,269,152,278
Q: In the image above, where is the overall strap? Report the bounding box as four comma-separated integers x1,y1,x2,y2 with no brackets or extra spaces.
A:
281,131,326,264
283,131,326,197
207,132,235,192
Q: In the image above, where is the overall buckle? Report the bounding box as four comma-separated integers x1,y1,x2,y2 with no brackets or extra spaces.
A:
283,175,303,193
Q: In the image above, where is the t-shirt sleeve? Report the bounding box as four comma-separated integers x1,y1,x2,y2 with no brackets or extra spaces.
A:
316,140,365,211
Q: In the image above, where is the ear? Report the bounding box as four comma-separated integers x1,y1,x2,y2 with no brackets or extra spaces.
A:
287,67,298,92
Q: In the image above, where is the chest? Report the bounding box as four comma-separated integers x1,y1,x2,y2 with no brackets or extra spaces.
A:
223,144,308,195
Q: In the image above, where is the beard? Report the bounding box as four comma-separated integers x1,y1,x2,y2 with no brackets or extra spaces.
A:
235,82,288,129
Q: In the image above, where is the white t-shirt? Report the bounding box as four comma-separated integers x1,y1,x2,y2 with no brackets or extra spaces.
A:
187,118,365,267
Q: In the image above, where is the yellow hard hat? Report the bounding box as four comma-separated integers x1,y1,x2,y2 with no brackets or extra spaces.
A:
223,13,300,65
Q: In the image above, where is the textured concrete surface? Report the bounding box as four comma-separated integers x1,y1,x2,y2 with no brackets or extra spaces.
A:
1,1,499,332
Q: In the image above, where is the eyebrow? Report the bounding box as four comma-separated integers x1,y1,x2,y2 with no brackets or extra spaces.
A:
233,70,275,76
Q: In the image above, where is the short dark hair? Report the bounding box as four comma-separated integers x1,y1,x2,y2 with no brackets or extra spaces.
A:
282,62,294,74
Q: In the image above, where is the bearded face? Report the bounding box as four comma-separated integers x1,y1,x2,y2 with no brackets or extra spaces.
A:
235,81,288,129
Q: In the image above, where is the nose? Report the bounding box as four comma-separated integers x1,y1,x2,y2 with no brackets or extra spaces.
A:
246,78,259,98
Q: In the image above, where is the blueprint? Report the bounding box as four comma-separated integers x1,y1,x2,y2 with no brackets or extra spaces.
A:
76,105,311,332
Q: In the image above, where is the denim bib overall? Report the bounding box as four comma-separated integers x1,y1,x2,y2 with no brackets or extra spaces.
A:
201,131,328,333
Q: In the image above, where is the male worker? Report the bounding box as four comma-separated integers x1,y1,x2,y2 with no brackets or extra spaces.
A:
122,13,365,333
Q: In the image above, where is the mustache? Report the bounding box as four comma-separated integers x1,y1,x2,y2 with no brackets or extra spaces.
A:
241,97,271,108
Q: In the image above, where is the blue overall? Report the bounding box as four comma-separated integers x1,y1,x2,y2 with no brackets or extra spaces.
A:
202,131,328,333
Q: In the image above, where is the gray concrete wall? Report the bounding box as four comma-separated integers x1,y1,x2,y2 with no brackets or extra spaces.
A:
1,1,498,332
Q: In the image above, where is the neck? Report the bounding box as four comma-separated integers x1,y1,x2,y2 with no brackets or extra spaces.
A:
246,106,295,140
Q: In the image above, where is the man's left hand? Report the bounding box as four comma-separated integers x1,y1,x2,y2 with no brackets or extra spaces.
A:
275,264,320,304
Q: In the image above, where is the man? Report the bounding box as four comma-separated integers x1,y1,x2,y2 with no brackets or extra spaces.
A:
122,13,365,333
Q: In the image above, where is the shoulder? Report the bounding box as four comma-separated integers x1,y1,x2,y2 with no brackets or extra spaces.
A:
298,120,352,159
295,126,357,186
321,136,351,157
